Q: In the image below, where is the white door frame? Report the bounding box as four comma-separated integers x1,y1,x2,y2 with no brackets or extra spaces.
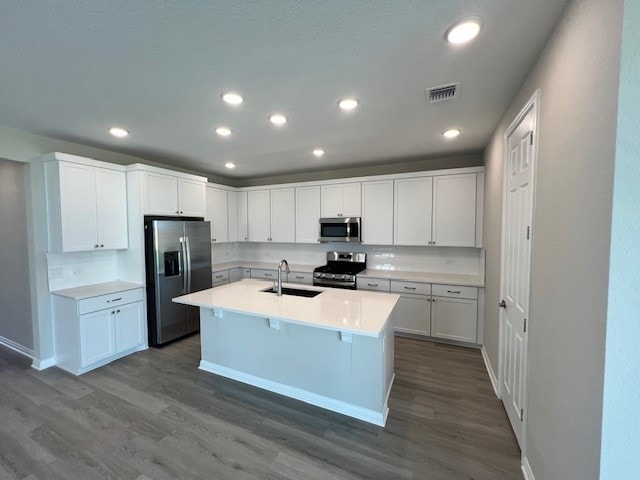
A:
497,88,540,455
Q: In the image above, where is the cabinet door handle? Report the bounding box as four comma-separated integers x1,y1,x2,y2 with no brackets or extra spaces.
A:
116,309,120,313
107,297,122,303
215,275,224,279
100,244,104,248
367,283,378,287
111,310,116,314
176,211,180,214
264,273,272,277
404,286,416,290
94,244,99,248
295,276,304,279
447,290,461,294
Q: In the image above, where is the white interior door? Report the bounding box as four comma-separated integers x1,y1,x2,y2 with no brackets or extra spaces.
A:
500,103,537,447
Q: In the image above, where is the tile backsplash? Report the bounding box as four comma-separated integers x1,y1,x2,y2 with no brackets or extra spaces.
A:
213,242,484,276
47,250,119,291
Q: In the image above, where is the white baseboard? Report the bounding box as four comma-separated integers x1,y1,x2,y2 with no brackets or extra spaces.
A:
31,356,57,370
481,346,500,397
522,455,535,480
199,360,390,426
0,334,34,359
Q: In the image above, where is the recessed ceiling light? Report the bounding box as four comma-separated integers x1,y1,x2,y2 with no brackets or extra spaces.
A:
269,114,288,125
109,127,129,138
443,129,461,139
225,162,236,169
222,92,243,105
446,19,481,45
312,149,325,158
215,126,232,137
338,98,359,110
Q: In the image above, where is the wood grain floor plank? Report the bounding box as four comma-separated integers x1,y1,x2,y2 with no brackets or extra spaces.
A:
0,336,521,480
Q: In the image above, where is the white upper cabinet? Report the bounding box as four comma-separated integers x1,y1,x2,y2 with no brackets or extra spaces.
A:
237,191,248,242
432,174,477,247
320,182,361,217
45,155,128,253
247,188,295,243
295,186,321,244
362,180,393,245
143,170,206,217
178,178,207,217
144,172,178,216
270,188,295,243
247,190,271,242
95,169,128,250
227,191,238,242
205,186,229,243
394,177,433,246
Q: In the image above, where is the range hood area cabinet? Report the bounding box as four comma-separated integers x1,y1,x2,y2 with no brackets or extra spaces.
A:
43,152,128,253
247,188,295,243
320,182,361,217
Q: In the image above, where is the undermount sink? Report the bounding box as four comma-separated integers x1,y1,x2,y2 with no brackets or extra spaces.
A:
260,286,323,298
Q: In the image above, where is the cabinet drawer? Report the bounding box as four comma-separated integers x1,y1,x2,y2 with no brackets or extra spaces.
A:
432,284,477,300
288,271,313,285
251,269,277,280
212,269,230,283
78,288,144,315
390,280,430,296
357,278,391,292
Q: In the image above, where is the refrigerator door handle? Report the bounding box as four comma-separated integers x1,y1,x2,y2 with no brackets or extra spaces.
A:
180,237,188,294
185,236,192,293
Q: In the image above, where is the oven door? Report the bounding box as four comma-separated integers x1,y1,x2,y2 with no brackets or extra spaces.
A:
319,217,360,242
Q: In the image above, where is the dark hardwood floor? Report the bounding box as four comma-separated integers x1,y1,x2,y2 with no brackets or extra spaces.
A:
0,336,522,480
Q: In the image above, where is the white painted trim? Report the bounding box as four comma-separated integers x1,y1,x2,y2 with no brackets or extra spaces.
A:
40,152,126,172
199,360,391,426
521,455,535,480
31,356,57,370
499,88,541,454
125,162,208,182
481,346,500,397
0,335,35,359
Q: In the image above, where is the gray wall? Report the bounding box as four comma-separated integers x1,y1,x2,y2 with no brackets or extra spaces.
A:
0,125,232,184
600,1,640,478
482,1,623,478
0,159,34,351
237,153,482,187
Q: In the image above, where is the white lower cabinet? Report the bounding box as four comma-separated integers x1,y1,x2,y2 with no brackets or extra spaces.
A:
391,281,431,336
212,269,230,287
79,309,116,367
358,278,479,345
394,294,431,336
288,271,313,285
430,296,477,343
53,287,146,375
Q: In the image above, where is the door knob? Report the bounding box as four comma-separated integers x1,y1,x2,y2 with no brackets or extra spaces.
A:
498,300,507,309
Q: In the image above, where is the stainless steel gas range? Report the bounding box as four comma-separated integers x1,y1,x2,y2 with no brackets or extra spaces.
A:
312,252,366,290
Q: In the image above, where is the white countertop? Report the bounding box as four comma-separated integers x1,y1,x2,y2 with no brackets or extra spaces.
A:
212,261,316,273
173,279,399,338
50,281,145,300
357,269,485,287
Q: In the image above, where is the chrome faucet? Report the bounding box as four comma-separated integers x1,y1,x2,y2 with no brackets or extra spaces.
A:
277,259,290,296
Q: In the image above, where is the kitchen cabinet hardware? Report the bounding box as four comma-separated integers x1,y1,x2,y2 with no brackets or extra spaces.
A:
498,299,507,308
215,274,224,279
100,244,104,248
368,283,379,287
404,286,416,290
447,290,461,294
107,297,122,303
94,244,99,248
295,276,304,279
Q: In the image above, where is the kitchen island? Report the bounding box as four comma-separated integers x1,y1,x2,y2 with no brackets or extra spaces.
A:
173,279,399,426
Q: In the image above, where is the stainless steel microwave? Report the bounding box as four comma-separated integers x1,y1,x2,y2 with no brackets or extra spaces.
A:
319,217,361,243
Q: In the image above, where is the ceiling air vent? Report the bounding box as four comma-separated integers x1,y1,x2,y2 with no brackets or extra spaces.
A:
426,82,460,105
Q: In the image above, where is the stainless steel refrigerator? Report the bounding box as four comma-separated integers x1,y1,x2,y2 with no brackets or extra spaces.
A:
144,217,212,346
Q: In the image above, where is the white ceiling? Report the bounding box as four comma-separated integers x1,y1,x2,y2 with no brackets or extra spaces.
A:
0,1,568,179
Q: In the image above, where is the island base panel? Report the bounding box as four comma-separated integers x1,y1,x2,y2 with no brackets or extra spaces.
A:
198,308,394,426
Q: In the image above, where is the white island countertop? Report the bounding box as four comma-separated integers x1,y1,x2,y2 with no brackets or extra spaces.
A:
173,279,399,338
